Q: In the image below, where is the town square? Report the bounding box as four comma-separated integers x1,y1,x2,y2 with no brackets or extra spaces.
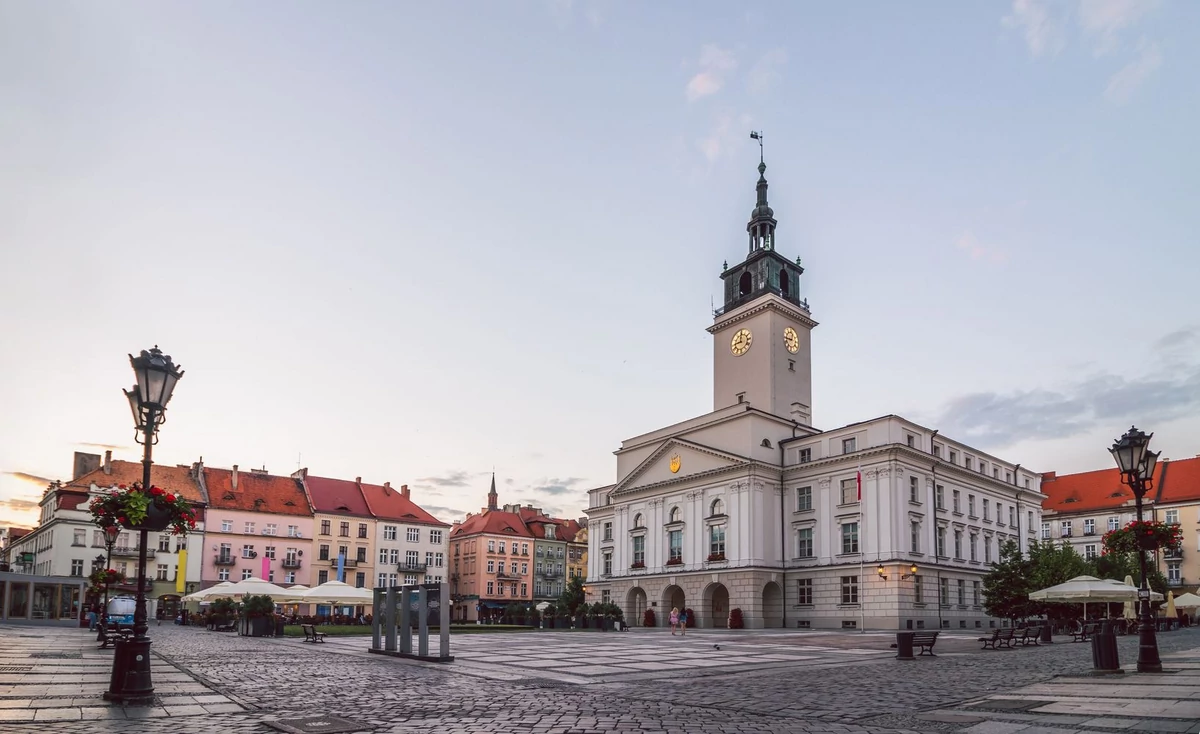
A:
1,1,1198,733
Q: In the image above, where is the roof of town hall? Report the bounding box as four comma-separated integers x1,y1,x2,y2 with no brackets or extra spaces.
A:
359,481,448,527
303,474,372,517
451,509,534,539
1040,461,1170,514
68,459,207,506
203,466,311,515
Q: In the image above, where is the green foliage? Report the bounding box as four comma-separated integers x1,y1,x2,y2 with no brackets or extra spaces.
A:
559,575,585,616
982,539,1035,622
242,594,275,618
1089,550,1168,600
1025,540,1091,620
209,597,238,616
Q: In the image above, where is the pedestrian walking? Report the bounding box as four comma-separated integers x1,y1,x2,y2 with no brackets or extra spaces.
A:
679,609,688,635
669,606,680,635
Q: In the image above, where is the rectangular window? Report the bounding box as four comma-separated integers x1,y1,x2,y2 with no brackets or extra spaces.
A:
355,572,365,588
668,530,682,562
339,522,350,537
430,530,443,544
972,581,981,606
954,530,963,559
982,499,990,521
1168,561,1181,583
287,525,300,538
910,522,920,553
952,490,961,513
913,575,923,603
384,525,397,541
840,576,859,604
242,569,253,580
242,544,255,558
499,541,506,554
632,536,645,565
222,520,233,533
940,578,950,605
957,579,966,605
92,529,104,547
521,543,528,555
264,546,275,560
933,444,941,457
1085,544,1098,560
218,568,229,581
796,486,812,511
158,534,170,552
709,526,726,556
356,547,367,563
797,578,813,605
603,522,613,542
426,551,434,567
406,550,419,568
994,467,1000,479
984,536,993,563
486,581,494,595
970,534,978,562
378,573,387,588
841,478,859,505
264,523,277,536
796,528,813,558
935,485,944,510
964,457,972,471
1084,519,1096,535
968,495,976,516
379,548,389,564
936,527,946,558
487,540,495,553
841,522,859,554
488,560,496,574
1061,521,1072,537
435,552,444,567
1009,507,1016,527
357,523,368,539
602,552,612,576
70,559,84,576
1108,517,1120,531
245,522,255,534
906,434,915,448
320,520,330,535
73,529,85,546
909,476,919,503
390,549,400,564
521,583,528,597
842,437,856,454
1166,509,1180,525
157,564,169,581
407,527,420,543
996,502,1005,526
319,544,329,561
798,448,812,463
1041,521,1051,539
948,450,957,464
1027,511,1034,531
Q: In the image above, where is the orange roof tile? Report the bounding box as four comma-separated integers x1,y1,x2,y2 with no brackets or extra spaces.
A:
204,467,311,516
1157,456,1200,504
68,460,206,506
305,476,372,517
1041,464,1164,513
451,510,533,538
359,482,448,527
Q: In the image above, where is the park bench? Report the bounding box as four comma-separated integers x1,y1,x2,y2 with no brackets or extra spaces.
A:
1071,622,1099,642
913,630,939,656
995,627,1017,648
302,623,326,643
98,625,133,650
213,620,237,632
978,629,1002,650
1019,625,1043,646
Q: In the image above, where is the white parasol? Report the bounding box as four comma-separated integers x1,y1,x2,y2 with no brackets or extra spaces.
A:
183,581,234,602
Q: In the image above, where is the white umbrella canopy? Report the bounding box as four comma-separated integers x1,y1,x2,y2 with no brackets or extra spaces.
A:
1123,576,1137,620
183,581,234,602
298,580,374,605
1171,592,1200,608
1030,575,1163,603
221,577,301,601
1166,591,1177,619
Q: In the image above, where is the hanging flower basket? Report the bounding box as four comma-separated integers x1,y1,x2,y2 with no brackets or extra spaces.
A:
87,568,128,593
89,482,197,535
1102,520,1182,555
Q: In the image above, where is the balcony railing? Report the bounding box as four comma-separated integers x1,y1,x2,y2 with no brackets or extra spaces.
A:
323,557,358,567
496,570,520,580
714,282,810,317
1168,577,1186,587
1164,548,1184,559
397,563,427,573
112,547,141,558
213,555,236,566
282,558,302,569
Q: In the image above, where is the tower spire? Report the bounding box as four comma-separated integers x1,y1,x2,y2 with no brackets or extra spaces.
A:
747,131,776,252
487,472,498,511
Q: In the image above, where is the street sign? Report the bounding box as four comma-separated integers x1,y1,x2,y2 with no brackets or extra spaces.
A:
1138,589,1151,599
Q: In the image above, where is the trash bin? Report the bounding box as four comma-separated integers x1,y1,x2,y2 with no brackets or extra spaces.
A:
1040,623,1053,644
1090,620,1121,674
895,631,915,661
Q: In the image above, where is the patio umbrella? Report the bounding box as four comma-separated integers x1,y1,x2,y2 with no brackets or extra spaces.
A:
298,580,374,619
1171,592,1200,608
1166,591,1177,619
183,581,234,602
1123,576,1137,620
221,577,302,601
1030,575,1163,620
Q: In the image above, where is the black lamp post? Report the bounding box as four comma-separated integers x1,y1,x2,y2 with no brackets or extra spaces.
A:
1110,425,1162,673
104,346,183,704
97,525,120,642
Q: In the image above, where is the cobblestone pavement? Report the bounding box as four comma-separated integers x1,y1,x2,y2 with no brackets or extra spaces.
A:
5,625,1199,733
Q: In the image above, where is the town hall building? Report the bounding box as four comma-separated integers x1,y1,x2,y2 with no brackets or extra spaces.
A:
584,153,1046,631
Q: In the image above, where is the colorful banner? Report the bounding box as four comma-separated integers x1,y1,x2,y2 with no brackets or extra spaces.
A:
175,548,187,593
262,554,269,580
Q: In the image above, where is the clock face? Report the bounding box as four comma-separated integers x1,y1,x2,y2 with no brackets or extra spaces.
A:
730,328,752,356
783,327,799,354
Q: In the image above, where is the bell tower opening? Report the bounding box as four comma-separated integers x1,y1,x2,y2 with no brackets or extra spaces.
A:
738,271,752,298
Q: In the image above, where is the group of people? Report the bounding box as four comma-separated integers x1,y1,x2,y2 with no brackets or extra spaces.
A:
668,606,689,635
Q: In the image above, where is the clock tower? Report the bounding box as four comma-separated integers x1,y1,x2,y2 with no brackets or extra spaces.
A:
708,153,817,424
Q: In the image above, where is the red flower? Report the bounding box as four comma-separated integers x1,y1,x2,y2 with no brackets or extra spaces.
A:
165,493,175,503
118,516,127,524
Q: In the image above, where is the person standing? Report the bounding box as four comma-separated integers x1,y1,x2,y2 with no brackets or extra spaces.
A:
88,604,98,631
669,606,680,635
679,609,688,636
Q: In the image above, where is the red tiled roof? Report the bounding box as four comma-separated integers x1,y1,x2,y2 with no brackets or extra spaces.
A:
452,510,533,538
558,519,583,542
1041,464,1164,513
1157,457,1200,504
68,460,206,506
305,476,371,516
204,467,311,516
359,482,448,527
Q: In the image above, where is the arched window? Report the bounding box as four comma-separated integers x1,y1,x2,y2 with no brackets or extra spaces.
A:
779,267,790,297
633,513,643,529
669,506,681,523
710,498,724,517
738,271,752,297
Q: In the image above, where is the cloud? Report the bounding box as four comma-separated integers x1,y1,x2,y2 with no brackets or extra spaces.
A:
422,505,468,522
0,496,42,513
697,110,752,163
3,471,54,486
527,477,587,496
1002,0,1065,58
1104,39,1162,105
935,328,1200,448
747,49,787,96
77,442,126,451
1079,0,1156,55
686,44,737,102
953,231,1009,265
414,470,474,488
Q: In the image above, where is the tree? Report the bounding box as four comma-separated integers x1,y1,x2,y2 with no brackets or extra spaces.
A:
1025,540,1089,620
558,575,585,616
1090,550,1169,609
982,539,1035,622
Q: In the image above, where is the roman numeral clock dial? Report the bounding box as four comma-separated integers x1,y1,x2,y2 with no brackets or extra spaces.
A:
784,327,799,354
730,328,752,356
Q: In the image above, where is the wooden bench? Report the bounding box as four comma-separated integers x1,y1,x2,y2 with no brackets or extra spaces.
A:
302,623,326,643
1020,625,1043,646
98,625,133,650
978,629,1002,650
1071,622,1099,642
213,620,237,633
995,627,1017,648
913,630,939,656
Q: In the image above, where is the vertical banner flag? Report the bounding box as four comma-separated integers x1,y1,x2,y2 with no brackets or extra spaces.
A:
175,548,187,593
262,554,269,580
337,550,346,583
856,467,862,502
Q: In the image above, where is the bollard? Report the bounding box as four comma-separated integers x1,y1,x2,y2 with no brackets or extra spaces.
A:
1090,620,1122,675
895,631,915,660
1041,623,1053,644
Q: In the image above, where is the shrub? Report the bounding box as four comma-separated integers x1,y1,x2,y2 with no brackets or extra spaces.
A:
643,608,656,627
728,607,744,629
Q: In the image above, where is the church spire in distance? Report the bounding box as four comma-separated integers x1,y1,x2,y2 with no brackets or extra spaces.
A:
747,131,777,253
487,472,498,511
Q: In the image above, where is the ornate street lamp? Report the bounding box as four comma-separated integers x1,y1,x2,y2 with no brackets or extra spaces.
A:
97,525,120,643
105,346,183,703
1110,425,1162,673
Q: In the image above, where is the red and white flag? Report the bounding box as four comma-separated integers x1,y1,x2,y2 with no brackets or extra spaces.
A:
856,467,862,502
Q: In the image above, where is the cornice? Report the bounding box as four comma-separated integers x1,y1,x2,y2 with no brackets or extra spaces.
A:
707,298,818,334
612,460,782,498
612,437,751,495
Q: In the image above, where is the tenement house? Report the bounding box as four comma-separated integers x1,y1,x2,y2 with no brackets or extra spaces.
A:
584,157,1044,630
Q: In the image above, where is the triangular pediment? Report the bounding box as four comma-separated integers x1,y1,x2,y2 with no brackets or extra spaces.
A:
615,439,747,494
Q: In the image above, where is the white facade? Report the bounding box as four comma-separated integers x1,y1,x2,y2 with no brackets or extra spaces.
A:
584,159,1044,630
374,521,448,588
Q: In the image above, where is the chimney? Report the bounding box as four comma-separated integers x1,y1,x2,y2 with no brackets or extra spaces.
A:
103,450,112,475
383,481,392,495
232,465,239,490
401,484,410,499
72,452,101,480
355,477,362,484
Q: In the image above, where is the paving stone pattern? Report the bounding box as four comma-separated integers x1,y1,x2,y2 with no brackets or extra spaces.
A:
3,624,1199,733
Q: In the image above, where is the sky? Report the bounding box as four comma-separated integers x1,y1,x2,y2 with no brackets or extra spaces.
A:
2,1,1197,530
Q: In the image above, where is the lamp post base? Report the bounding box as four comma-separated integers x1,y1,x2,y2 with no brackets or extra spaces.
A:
1137,613,1163,673
103,638,155,704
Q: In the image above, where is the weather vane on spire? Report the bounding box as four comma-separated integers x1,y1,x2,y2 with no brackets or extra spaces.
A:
750,130,764,164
